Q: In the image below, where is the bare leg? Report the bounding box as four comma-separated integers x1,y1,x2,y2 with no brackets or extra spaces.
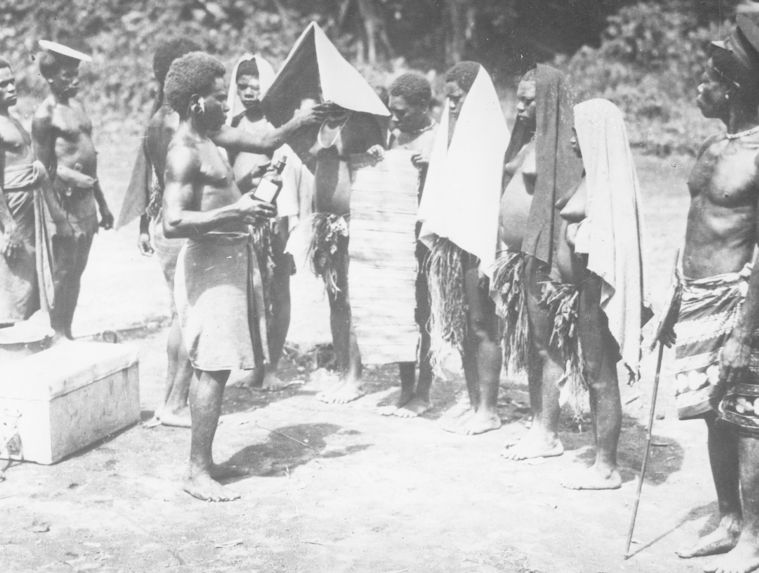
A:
562,273,621,489
155,318,192,428
446,265,502,435
261,223,293,391
183,369,240,502
678,415,741,558
51,233,92,339
396,248,435,418
503,258,564,460
318,268,363,404
705,435,759,573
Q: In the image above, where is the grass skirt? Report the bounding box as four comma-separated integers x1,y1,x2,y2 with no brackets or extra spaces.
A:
424,237,469,369
308,213,349,297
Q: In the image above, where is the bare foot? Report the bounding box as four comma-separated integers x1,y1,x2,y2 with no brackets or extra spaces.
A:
261,372,301,392
502,429,564,461
560,464,622,490
183,472,241,502
377,405,398,416
704,538,759,573
394,396,432,418
677,516,741,559
209,464,249,481
319,380,365,404
444,410,502,435
156,408,192,429
239,368,264,390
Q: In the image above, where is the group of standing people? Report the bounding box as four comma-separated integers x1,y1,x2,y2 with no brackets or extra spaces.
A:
5,8,759,571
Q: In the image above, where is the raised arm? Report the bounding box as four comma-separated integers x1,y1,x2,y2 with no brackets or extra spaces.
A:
162,145,274,239
210,106,324,154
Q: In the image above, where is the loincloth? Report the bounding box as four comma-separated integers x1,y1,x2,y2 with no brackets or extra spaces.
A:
174,232,269,371
308,212,349,297
52,179,98,236
671,264,750,420
718,331,759,436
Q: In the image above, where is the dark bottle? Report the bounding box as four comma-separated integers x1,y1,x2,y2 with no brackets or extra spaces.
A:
253,157,287,203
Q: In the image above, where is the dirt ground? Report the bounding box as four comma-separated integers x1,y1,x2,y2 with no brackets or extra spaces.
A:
0,136,731,572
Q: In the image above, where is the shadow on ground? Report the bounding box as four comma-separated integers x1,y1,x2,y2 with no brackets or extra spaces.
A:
225,423,371,480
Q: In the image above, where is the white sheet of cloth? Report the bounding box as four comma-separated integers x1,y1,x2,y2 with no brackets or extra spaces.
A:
573,98,648,377
265,22,389,118
417,67,510,277
226,54,314,221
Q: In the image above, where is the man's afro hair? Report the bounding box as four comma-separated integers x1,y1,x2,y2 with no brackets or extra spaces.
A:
164,51,225,116
445,61,481,93
153,38,203,86
389,72,432,108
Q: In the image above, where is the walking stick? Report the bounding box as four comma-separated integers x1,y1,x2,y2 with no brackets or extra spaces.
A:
624,340,665,559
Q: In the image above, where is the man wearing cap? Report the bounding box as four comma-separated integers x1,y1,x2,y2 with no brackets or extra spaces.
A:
655,8,759,571
32,41,113,339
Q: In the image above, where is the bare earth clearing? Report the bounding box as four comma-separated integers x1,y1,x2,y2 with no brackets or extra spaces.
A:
0,135,724,572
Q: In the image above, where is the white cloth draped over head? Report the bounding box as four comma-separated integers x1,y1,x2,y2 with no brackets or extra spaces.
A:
573,98,649,378
417,66,510,277
226,54,276,126
226,54,313,221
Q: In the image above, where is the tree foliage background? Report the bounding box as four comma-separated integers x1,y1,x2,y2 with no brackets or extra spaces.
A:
0,0,745,155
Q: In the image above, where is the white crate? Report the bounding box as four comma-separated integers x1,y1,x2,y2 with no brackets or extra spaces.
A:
0,341,140,464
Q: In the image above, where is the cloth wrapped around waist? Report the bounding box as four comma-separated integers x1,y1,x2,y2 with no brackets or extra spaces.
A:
174,231,269,371
0,161,54,323
671,263,750,420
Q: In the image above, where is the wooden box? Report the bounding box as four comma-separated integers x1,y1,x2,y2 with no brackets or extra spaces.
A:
0,341,140,464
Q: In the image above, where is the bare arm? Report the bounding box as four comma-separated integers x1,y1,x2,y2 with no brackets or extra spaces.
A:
718,174,759,388
162,145,274,239
31,107,56,179
210,106,324,154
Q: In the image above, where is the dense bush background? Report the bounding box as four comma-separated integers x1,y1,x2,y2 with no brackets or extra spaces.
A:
0,0,745,154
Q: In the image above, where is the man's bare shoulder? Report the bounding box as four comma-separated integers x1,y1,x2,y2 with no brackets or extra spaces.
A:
32,96,56,122
166,136,202,177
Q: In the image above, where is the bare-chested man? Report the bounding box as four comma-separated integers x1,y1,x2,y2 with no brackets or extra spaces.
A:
496,67,646,492
310,107,386,404
654,14,759,572
118,42,322,427
161,51,292,501
369,72,436,417
0,57,69,327
31,41,113,339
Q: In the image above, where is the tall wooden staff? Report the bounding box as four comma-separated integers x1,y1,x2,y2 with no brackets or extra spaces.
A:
624,340,665,558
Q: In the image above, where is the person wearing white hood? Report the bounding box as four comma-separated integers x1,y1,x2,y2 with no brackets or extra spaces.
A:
226,54,314,392
417,61,510,434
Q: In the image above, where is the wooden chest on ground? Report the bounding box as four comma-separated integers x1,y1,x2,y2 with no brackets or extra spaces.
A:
0,341,140,464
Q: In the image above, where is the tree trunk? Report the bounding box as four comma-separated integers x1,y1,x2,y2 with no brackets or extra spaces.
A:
444,0,470,64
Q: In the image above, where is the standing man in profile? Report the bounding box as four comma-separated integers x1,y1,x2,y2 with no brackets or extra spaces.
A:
655,9,759,572
32,41,113,339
